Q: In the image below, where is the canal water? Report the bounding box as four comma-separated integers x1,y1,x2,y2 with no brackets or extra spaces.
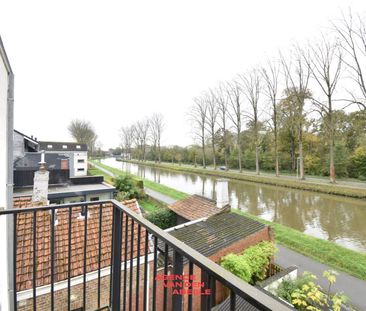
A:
101,158,366,253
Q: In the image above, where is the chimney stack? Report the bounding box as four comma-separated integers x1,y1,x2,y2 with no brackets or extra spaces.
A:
216,179,229,208
32,151,49,204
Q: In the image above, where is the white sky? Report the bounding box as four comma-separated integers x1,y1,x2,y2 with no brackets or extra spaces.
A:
1,0,366,148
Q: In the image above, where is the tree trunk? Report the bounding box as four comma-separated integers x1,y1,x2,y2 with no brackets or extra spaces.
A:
255,146,260,175
298,125,305,180
212,139,216,170
202,140,206,169
329,98,336,183
158,140,161,164
237,131,242,172
274,115,279,177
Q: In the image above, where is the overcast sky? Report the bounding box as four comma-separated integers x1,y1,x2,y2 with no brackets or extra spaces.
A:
1,0,366,149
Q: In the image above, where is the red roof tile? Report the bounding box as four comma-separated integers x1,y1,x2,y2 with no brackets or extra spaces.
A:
13,197,149,291
168,194,227,221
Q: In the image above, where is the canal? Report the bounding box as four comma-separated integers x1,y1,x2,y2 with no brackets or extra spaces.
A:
101,158,366,253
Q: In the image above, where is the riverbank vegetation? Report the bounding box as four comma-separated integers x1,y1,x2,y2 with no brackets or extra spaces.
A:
89,160,188,200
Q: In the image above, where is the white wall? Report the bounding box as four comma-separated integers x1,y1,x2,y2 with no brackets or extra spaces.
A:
73,152,87,176
0,41,12,311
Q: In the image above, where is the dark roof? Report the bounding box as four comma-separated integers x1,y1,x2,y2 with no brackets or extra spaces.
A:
14,129,39,145
168,194,224,221
13,153,69,170
211,294,260,311
39,141,88,152
163,213,267,258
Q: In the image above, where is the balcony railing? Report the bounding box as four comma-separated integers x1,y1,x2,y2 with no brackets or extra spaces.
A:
0,200,292,311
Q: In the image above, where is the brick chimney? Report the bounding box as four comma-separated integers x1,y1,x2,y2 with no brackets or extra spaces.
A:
216,179,229,208
32,151,49,204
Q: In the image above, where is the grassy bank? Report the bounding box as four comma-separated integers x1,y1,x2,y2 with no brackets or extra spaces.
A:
124,160,366,199
89,160,188,201
234,210,366,280
90,160,366,280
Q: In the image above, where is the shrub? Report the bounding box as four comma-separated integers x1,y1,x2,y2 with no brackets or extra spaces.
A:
114,175,144,200
145,208,177,229
220,241,277,284
348,146,366,179
275,271,349,311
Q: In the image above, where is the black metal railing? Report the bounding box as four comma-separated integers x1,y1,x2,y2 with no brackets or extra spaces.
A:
0,200,292,311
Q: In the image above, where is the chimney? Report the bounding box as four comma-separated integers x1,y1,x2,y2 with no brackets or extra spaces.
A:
32,151,49,204
216,179,229,208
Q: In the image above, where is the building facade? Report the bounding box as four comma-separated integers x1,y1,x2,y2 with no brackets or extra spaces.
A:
39,141,88,177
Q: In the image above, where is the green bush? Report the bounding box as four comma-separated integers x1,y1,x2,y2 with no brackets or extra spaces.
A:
220,241,277,284
114,175,144,200
145,208,177,229
348,146,366,179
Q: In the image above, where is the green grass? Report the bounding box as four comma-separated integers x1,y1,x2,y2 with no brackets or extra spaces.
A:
233,209,366,281
139,198,160,213
89,160,188,201
88,167,114,185
125,160,366,199
90,160,366,280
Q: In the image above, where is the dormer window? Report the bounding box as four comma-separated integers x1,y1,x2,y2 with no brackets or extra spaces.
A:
47,144,53,149
62,145,68,149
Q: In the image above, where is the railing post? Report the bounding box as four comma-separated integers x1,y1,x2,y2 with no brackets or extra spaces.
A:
111,205,122,310
172,251,183,311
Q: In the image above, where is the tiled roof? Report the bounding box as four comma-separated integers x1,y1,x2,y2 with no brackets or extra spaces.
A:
168,194,225,221
165,213,267,258
13,197,149,292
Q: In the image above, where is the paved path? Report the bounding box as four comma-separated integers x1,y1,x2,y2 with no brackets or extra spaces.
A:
90,161,365,310
144,188,177,205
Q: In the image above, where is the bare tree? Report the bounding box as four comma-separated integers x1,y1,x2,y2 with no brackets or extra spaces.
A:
68,119,97,156
239,69,262,175
281,47,311,180
302,38,343,183
190,96,208,168
226,80,243,172
120,125,135,160
334,10,366,110
215,84,230,170
135,119,150,161
150,113,164,163
206,91,219,170
262,59,281,176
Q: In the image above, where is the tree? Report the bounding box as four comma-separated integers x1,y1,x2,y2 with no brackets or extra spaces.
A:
262,59,281,176
240,69,262,175
120,125,135,159
281,47,311,179
68,119,97,155
303,38,343,183
150,113,164,163
135,119,150,161
190,96,208,168
215,84,230,170
226,80,244,172
334,10,366,110
206,91,219,169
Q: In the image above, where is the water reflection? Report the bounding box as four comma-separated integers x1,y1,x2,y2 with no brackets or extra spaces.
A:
102,158,366,252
